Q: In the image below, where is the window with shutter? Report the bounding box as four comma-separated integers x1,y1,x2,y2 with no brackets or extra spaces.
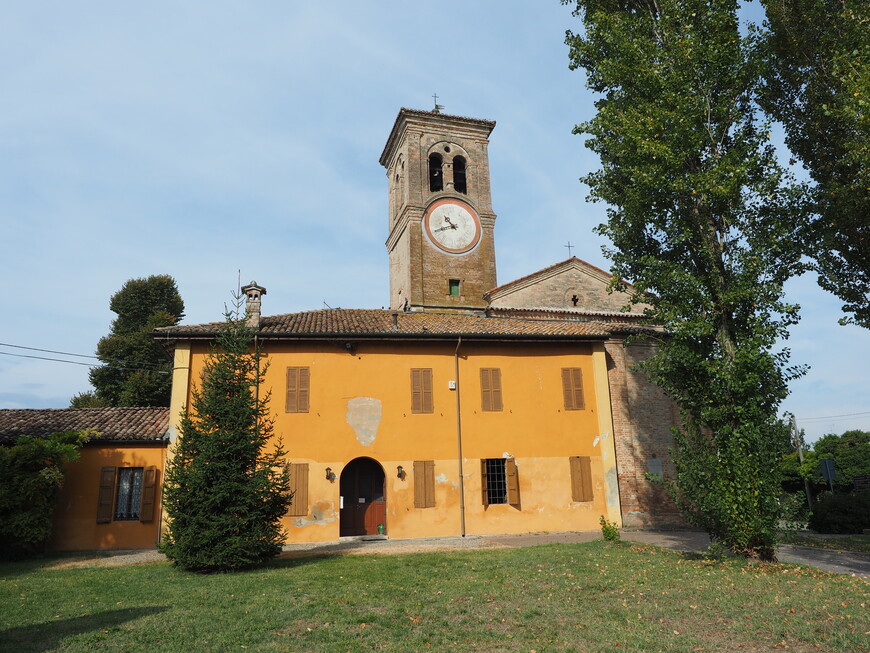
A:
569,456,594,502
481,458,519,505
480,368,503,412
413,460,435,508
410,368,434,413
288,463,310,516
561,367,585,410
286,367,310,413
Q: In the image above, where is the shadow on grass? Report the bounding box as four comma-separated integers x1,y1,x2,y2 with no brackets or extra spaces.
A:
1,606,168,653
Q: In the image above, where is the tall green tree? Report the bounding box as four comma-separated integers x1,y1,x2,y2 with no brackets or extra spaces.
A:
82,275,184,407
564,0,810,558
160,303,291,572
761,0,870,327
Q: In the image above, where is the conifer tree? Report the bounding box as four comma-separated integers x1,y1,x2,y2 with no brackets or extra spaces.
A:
160,302,290,572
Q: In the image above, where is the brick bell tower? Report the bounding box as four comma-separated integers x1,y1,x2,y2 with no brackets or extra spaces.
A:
380,108,497,312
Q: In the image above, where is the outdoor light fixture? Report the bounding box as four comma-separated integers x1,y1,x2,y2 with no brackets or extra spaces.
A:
325,467,336,482
397,465,405,479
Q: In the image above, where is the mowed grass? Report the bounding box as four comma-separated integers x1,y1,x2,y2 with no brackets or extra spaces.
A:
1,541,868,652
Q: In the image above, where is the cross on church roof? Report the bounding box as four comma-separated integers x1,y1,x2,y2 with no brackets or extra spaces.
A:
565,241,574,257
432,93,444,114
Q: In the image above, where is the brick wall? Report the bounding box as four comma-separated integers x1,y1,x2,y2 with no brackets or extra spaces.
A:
606,339,685,528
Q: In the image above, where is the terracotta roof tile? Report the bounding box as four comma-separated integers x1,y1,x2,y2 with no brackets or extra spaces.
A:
155,308,620,340
0,407,170,444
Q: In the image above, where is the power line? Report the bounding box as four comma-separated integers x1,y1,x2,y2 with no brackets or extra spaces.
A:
0,341,170,371
0,350,169,374
798,410,870,422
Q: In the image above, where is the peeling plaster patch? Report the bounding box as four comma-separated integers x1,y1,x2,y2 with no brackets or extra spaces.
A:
592,436,600,447
605,465,620,513
346,397,382,446
502,451,513,460
291,501,337,528
435,473,448,484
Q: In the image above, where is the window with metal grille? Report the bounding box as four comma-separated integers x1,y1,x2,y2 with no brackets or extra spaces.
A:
114,467,143,521
483,458,507,504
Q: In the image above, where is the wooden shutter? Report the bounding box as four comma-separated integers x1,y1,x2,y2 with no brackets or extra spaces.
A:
505,457,520,505
288,463,309,517
480,459,489,505
411,369,434,413
480,368,503,412
286,367,310,413
139,466,158,522
570,456,594,502
413,460,435,508
561,367,585,410
96,466,117,524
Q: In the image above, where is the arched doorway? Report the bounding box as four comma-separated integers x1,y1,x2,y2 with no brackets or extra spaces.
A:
339,457,386,536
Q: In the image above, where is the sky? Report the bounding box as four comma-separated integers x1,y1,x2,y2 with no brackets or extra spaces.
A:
1,1,867,444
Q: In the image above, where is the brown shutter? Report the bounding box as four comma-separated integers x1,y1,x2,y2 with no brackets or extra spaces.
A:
411,369,422,413
413,460,435,508
422,369,433,413
480,368,492,411
96,466,117,524
298,368,310,412
570,456,594,502
286,367,298,413
288,463,309,516
505,457,520,505
286,368,310,413
480,459,489,505
491,368,503,411
562,368,584,410
139,466,158,522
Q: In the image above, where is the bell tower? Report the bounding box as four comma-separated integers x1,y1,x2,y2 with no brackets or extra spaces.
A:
380,108,497,312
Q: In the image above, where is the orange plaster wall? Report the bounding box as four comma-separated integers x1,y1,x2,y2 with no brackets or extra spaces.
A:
49,443,166,551
186,339,613,542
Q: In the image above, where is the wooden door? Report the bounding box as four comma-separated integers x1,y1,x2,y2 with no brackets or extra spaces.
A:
339,458,386,536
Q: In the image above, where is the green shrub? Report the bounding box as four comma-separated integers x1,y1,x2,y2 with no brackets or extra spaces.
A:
0,431,89,558
808,492,870,534
599,515,620,542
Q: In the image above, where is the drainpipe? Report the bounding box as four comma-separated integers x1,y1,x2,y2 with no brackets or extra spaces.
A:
454,337,466,537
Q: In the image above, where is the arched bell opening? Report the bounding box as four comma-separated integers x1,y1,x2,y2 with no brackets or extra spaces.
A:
339,457,387,536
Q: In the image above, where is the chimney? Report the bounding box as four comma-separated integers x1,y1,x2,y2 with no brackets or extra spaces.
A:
241,281,266,328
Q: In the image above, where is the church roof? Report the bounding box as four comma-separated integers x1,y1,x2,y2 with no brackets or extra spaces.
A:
0,407,171,445
155,308,627,342
485,256,637,299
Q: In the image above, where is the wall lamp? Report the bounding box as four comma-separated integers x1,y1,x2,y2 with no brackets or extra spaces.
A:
397,465,405,480
325,467,336,482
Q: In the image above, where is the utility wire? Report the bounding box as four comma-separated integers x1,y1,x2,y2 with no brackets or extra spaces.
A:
0,350,170,374
0,342,171,373
798,410,870,422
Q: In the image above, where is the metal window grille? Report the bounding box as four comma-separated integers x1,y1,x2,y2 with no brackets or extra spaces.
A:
485,458,508,504
114,467,143,521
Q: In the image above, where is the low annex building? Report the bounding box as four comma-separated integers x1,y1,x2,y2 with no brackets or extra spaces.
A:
155,108,682,546
0,407,169,551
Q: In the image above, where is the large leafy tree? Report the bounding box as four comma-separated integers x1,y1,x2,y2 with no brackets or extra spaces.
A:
761,0,870,327
82,275,184,407
160,304,291,572
564,0,810,558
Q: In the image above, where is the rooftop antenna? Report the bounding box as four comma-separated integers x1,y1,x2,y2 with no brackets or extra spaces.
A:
323,300,334,309
432,93,444,114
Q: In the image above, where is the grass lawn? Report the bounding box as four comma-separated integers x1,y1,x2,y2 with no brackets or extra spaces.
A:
1,541,867,652
781,533,870,554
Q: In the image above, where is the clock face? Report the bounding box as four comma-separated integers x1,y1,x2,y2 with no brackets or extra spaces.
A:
424,199,481,254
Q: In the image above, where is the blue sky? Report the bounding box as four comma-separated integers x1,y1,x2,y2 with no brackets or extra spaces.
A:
1,1,867,443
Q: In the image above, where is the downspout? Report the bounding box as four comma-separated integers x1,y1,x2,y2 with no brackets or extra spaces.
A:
454,337,466,537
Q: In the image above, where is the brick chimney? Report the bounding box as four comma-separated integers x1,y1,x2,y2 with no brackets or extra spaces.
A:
241,281,266,328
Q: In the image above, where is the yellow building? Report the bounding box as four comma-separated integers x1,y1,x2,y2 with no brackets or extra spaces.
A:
156,108,682,544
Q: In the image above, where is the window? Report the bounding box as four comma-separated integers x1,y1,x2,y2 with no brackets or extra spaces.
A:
569,456,594,502
287,462,309,517
448,279,460,296
561,367,585,411
413,460,435,508
480,368,503,412
286,367,310,413
428,153,443,192
453,156,467,194
481,457,519,506
410,368,434,413
97,466,158,524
